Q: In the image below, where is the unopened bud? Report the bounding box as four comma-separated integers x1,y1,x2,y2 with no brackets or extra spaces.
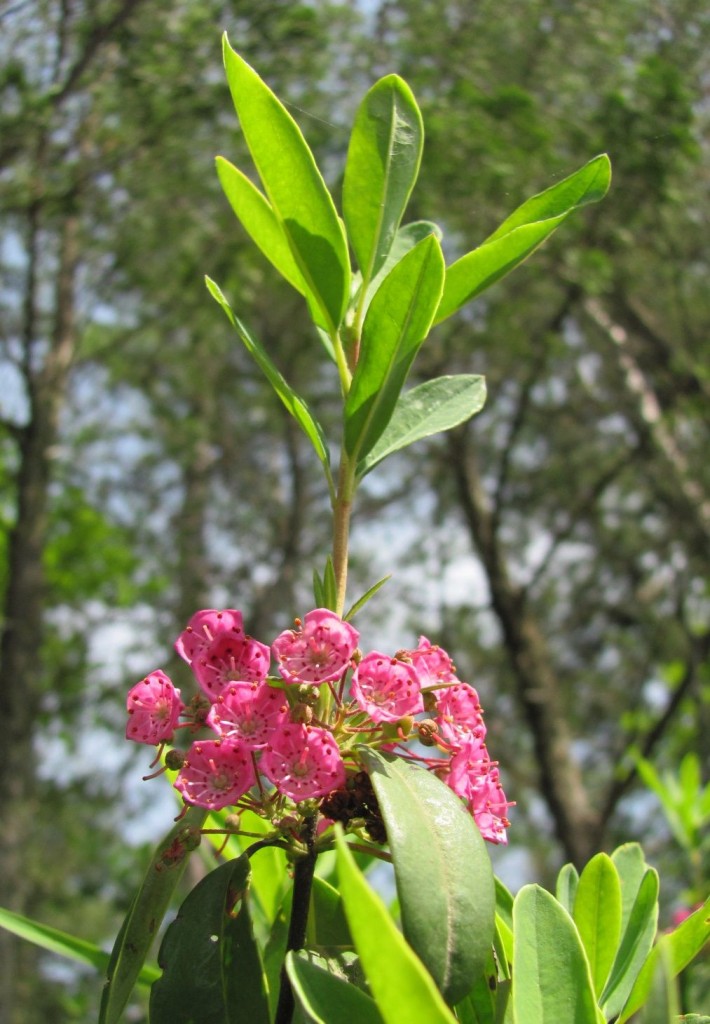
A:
165,748,187,771
422,691,438,713
296,685,320,706
290,702,314,725
417,719,439,746
224,813,242,832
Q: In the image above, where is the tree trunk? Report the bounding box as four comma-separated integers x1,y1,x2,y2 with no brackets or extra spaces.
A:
447,427,601,867
0,212,79,1024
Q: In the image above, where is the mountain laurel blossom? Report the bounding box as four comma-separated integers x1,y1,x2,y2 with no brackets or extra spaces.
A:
127,608,512,844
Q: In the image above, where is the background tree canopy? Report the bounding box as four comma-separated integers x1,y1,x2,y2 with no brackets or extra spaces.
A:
0,0,708,1019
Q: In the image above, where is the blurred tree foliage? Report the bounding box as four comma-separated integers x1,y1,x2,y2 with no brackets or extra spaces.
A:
0,0,707,1018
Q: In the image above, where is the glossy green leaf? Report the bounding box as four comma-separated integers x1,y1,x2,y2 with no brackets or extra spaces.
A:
345,234,445,461
150,855,270,1024
222,35,349,332
495,877,514,934
556,863,580,916
573,853,622,997
99,806,207,1024
359,220,443,321
357,373,486,477
360,748,495,1005
633,943,679,1024
512,885,602,1024
599,867,659,1020
206,276,332,488
215,158,307,297
307,875,352,950
0,906,157,986
287,950,384,1024
335,830,458,1024
343,74,423,288
435,154,611,324
611,843,651,936
617,896,710,1023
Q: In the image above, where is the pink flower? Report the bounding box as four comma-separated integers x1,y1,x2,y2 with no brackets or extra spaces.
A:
272,609,359,684
175,609,244,665
174,738,255,810
435,683,486,745
469,768,512,845
207,681,288,749
261,723,346,801
351,651,423,723
408,636,459,691
126,670,183,745
192,633,270,699
446,738,511,844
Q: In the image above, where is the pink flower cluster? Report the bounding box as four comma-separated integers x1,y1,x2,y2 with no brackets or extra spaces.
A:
126,608,512,844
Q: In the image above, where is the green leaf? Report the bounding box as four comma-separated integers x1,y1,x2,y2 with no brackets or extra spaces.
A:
435,154,611,324
512,885,602,1024
308,875,352,950
150,855,270,1024
0,906,157,986
357,374,486,477
99,806,207,1024
287,950,385,1024
360,748,495,1005
345,234,445,461
344,574,392,620
359,220,443,321
633,943,680,1024
572,853,622,998
222,35,350,332
215,158,307,296
343,75,423,288
611,843,651,936
599,867,659,1020
556,863,580,916
617,896,710,1023
335,830,458,1024
206,276,332,489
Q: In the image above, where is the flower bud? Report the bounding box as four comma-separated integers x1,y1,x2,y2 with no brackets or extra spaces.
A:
290,702,314,725
224,813,242,832
165,748,187,771
417,719,440,746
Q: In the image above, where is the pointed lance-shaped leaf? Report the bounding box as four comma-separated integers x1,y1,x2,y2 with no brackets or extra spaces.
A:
206,276,333,492
357,374,486,478
150,855,270,1024
343,74,424,289
435,154,611,324
344,234,445,461
222,35,350,333
334,829,458,1024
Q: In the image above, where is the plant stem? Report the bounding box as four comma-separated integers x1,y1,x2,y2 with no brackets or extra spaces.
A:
332,455,355,617
274,814,318,1024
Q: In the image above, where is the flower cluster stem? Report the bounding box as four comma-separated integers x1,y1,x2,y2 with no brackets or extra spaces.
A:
274,813,318,1024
